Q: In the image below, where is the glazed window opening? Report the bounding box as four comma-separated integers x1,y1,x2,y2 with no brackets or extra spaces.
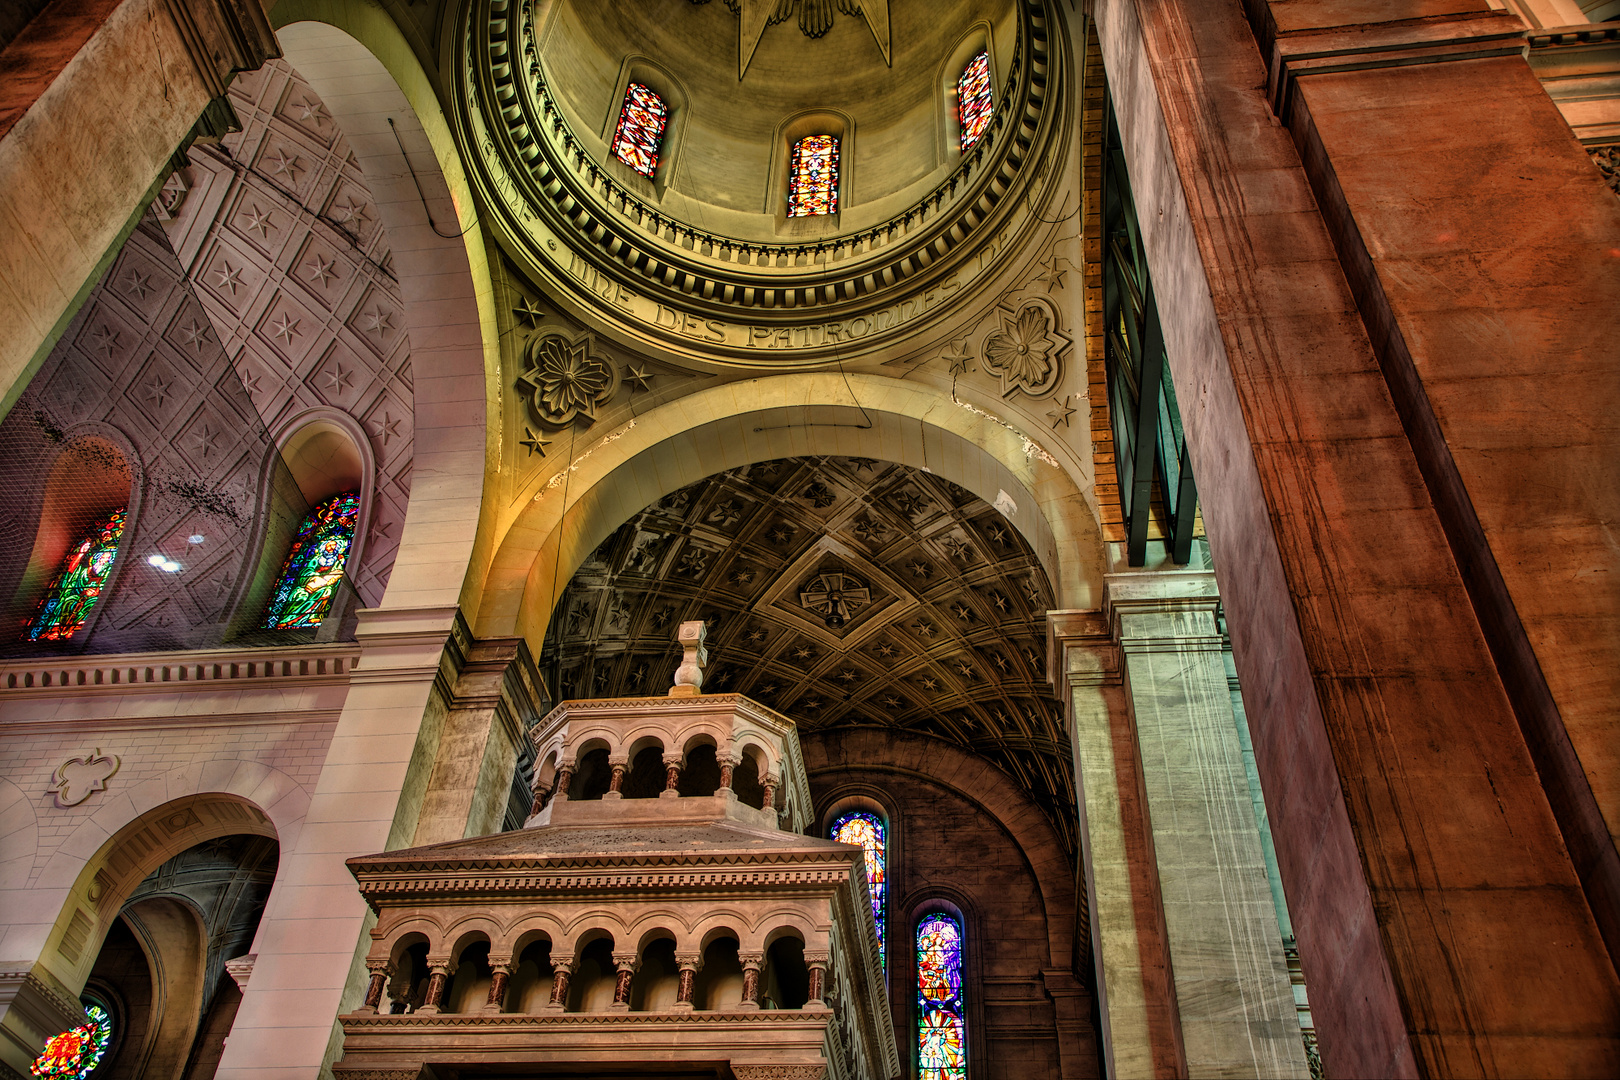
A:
787,135,839,217
263,491,359,629
611,83,669,178
916,911,966,1080
957,50,993,150
829,810,887,972
25,508,126,641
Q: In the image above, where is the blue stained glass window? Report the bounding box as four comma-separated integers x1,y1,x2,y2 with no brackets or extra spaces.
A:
263,492,359,629
958,50,993,151
917,912,966,1080
26,509,125,641
830,810,886,971
611,83,669,178
788,135,839,217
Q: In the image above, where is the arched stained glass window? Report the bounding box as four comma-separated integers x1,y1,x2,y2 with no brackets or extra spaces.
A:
263,492,359,629
958,50,993,151
917,912,966,1080
787,135,840,217
611,83,669,178
830,810,886,970
30,998,112,1079
25,508,126,641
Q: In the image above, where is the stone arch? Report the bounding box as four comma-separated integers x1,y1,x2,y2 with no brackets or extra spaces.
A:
23,766,301,1004
477,372,1104,650
270,5,499,615
803,728,1077,969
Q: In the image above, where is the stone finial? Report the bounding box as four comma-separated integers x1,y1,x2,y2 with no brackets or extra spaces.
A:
669,620,708,697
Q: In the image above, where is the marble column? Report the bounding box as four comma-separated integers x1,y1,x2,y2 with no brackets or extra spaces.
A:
1048,609,1180,1079
1107,570,1306,1079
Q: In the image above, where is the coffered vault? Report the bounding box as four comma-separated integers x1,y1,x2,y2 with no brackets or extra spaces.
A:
542,455,1076,855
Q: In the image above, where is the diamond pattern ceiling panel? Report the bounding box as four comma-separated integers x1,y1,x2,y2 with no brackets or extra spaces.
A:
543,456,1076,856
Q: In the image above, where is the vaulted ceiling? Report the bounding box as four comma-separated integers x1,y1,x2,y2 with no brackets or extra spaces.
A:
543,455,1076,856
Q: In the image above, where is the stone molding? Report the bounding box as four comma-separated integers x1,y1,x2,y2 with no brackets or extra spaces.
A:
458,0,1070,359
0,968,83,1040
343,1011,836,1028
0,643,360,697
1257,11,1527,123
354,863,855,900
158,0,280,99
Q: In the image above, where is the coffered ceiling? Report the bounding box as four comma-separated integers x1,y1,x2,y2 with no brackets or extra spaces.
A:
543,455,1076,856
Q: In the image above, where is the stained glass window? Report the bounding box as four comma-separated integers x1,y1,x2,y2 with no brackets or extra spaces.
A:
917,912,966,1080
31,1000,112,1080
263,492,359,629
611,83,669,179
830,811,886,970
958,50,993,151
787,135,839,217
26,509,126,641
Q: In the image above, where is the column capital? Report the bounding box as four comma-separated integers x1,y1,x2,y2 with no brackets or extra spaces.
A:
675,953,704,970
1103,571,1224,652
1045,609,1120,688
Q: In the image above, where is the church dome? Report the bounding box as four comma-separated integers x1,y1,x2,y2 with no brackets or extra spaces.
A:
459,0,1071,362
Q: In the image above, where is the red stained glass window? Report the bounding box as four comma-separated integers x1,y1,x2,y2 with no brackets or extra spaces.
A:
611,83,669,179
26,509,125,641
958,50,993,151
788,135,840,217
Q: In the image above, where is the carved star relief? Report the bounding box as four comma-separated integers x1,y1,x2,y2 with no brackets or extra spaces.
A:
379,413,403,445
516,421,550,453
623,363,654,393
89,324,121,359
513,296,546,328
190,422,221,457
179,319,212,352
143,373,173,408
269,312,302,346
322,363,355,394
333,196,370,228
1029,255,1075,292
268,148,304,181
241,204,275,239
939,339,974,376
1047,394,1076,429
361,308,395,336
124,269,153,299
211,260,244,295
294,97,330,126
305,255,338,286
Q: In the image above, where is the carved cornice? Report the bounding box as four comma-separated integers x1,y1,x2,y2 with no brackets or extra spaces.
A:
1259,12,1527,124
352,859,856,902
0,643,359,698
457,0,1069,362
342,1010,832,1027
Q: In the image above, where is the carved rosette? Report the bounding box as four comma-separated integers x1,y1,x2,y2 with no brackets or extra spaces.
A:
979,296,1067,399
518,332,621,427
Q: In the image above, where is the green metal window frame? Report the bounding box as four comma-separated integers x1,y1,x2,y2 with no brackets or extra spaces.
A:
1102,98,1198,566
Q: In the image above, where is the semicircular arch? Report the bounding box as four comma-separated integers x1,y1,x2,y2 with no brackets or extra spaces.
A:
477,372,1102,649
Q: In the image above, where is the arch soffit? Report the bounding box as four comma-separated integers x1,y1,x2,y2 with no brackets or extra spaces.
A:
477,372,1103,648
269,3,501,616
24,767,303,996
804,728,1074,967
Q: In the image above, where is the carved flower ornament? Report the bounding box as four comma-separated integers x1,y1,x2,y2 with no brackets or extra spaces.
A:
518,333,620,427
982,301,1065,399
